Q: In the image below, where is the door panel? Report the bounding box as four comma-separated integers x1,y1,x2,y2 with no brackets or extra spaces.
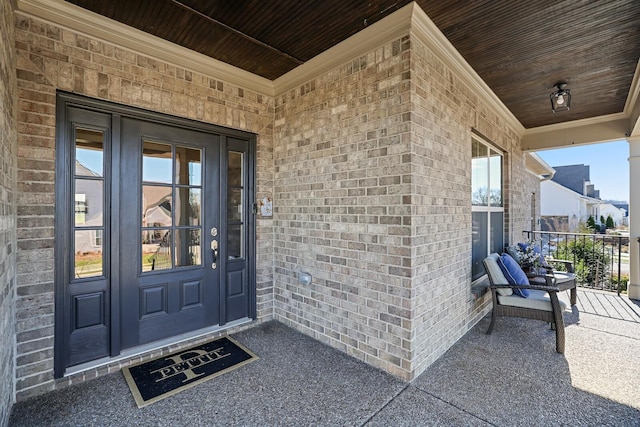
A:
56,107,112,372
224,138,252,323
120,118,219,349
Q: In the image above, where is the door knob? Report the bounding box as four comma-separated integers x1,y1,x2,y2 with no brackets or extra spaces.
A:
211,240,218,269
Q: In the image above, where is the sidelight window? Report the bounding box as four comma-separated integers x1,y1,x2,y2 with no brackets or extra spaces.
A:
73,128,105,279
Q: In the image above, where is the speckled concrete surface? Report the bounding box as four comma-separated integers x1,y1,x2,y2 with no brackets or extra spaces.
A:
9,291,640,427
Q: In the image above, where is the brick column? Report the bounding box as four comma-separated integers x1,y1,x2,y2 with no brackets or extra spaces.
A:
628,137,640,300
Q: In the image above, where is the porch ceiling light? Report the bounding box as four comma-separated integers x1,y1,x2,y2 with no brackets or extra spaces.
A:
550,83,571,113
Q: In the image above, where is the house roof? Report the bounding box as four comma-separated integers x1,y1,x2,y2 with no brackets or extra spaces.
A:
31,0,640,131
550,164,599,197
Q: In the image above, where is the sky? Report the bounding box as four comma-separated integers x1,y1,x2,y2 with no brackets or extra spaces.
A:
536,140,629,203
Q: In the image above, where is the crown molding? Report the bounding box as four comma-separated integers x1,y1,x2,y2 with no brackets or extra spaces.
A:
409,4,525,136
16,0,275,96
273,3,414,94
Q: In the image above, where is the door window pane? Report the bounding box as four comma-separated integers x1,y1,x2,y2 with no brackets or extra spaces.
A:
175,188,201,226
143,141,172,183
76,128,104,177
175,146,201,186
227,188,243,222
228,225,243,259
142,229,172,272
228,151,243,186
75,230,103,278
143,185,172,227
175,228,201,267
75,179,103,227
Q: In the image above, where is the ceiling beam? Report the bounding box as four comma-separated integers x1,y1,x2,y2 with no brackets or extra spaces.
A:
521,115,630,151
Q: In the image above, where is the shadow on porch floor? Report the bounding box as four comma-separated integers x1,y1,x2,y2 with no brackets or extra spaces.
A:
9,289,640,426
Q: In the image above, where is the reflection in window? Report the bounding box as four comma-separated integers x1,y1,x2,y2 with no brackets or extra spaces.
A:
175,188,201,226
227,188,242,222
175,146,201,186
73,128,105,279
75,179,103,227
227,151,244,260
143,141,172,184
142,185,172,227
227,225,243,259
74,230,103,278
75,128,104,177
141,141,203,272
471,141,488,206
75,194,87,225
228,152,243,186
175,228,201,267
142,229,172,272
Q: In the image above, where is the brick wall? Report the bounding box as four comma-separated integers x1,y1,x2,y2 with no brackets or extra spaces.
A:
273,37,415,378
273,33,538,380
409,34,534,376
13,13,274,399
0,0,18,424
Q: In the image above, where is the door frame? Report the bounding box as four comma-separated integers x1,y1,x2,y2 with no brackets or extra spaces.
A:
54,91,257,377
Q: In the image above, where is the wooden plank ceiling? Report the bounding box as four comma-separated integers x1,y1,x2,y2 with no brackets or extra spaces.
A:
66,0,640,129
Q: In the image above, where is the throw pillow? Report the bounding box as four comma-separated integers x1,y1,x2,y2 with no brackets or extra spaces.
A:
497,253,530,298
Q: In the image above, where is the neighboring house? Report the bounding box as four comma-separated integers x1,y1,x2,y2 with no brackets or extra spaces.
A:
540,179,602,231
539,163,621,232
600,203,627,227
551,164,600,198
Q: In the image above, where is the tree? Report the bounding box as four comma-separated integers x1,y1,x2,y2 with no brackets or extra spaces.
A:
586,215,596,231
555,235,610,287
600,215,605,225
606,215,615,229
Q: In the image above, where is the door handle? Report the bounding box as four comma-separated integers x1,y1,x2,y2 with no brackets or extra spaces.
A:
211,240,218,269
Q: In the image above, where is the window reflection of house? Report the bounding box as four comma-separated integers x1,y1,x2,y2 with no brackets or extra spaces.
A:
75,160,104,255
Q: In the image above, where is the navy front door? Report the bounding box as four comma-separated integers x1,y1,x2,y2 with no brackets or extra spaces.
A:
55,93,256,377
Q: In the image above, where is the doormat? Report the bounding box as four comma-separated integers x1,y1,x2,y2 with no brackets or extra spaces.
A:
123,336,258,407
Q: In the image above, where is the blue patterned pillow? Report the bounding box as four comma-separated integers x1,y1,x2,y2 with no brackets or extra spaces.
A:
497,253,530,298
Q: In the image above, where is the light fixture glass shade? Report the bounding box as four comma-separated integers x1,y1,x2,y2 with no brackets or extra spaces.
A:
550,84,571,112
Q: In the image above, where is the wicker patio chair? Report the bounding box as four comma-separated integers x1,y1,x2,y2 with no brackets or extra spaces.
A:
483,253,567,353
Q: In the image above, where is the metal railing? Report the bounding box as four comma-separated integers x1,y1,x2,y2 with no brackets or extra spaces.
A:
522,230,629,296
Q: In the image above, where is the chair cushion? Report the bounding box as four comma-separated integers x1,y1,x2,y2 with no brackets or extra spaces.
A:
498,290,567,312
553,272,575,284
497,254,529,297
484,254,513,296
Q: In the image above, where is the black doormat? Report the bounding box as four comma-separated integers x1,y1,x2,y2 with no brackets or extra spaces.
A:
123,336,258,407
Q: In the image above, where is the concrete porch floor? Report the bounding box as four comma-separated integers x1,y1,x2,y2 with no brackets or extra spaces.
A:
8,289,640,426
